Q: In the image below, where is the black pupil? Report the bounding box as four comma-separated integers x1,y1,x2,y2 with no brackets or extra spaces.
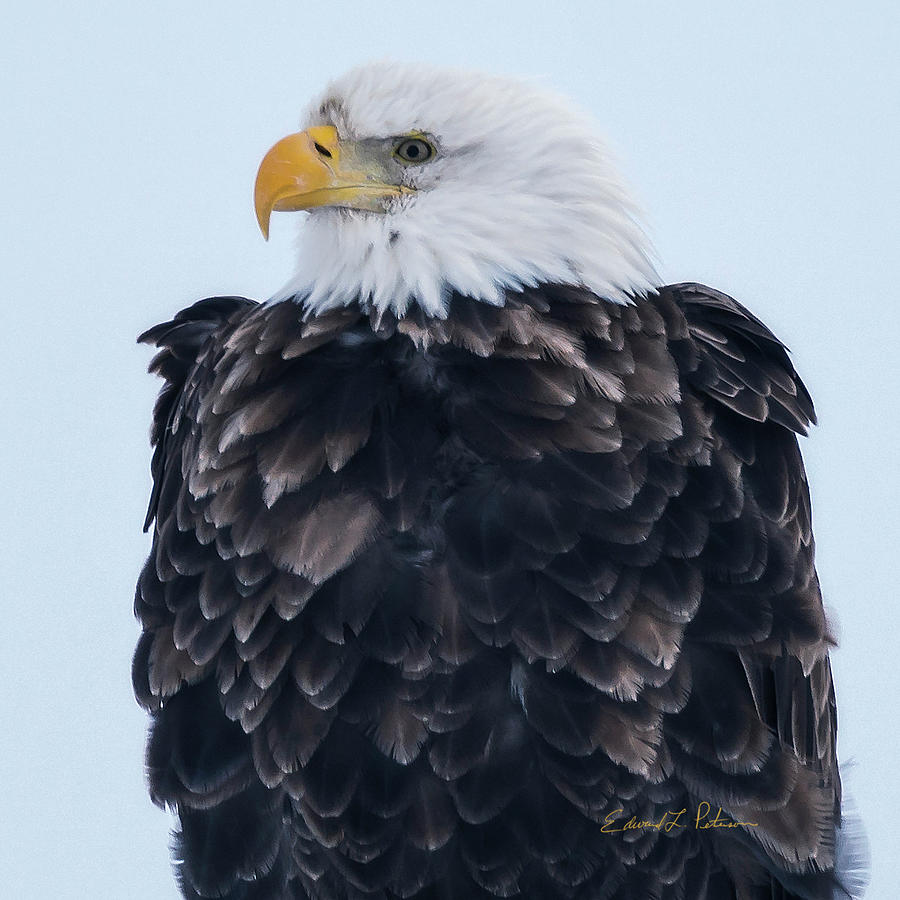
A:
402,140,428,161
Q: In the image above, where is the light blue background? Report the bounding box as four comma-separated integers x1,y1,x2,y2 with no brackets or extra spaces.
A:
1,1,896,896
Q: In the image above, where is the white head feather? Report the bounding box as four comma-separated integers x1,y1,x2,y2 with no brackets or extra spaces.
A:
276,61,659,318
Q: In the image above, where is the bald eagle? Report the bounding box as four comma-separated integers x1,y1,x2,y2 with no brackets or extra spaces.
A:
133,63,865,899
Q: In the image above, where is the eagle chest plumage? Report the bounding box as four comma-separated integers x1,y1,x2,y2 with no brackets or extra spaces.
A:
134,283,840,899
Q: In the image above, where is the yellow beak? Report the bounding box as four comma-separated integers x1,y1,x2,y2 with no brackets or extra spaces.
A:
254,125,413,239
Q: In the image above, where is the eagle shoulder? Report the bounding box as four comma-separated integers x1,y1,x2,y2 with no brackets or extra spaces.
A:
138,296,258,532
662,281,816,435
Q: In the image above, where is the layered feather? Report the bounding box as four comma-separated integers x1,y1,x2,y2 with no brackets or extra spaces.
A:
134,283,855,899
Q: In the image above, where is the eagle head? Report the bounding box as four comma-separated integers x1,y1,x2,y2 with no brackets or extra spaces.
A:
255,61,657,318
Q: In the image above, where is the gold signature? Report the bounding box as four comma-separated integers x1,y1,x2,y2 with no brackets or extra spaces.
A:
601,801,759,834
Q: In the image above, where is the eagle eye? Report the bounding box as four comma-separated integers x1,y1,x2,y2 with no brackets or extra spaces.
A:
393,137,435,165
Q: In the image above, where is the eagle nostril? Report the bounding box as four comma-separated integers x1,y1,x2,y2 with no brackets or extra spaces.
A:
313,142,333,159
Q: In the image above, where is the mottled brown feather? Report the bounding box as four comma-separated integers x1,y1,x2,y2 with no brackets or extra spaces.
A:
134,284,847,900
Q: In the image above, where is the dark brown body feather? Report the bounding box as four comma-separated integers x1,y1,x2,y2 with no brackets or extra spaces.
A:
134,283,846,899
